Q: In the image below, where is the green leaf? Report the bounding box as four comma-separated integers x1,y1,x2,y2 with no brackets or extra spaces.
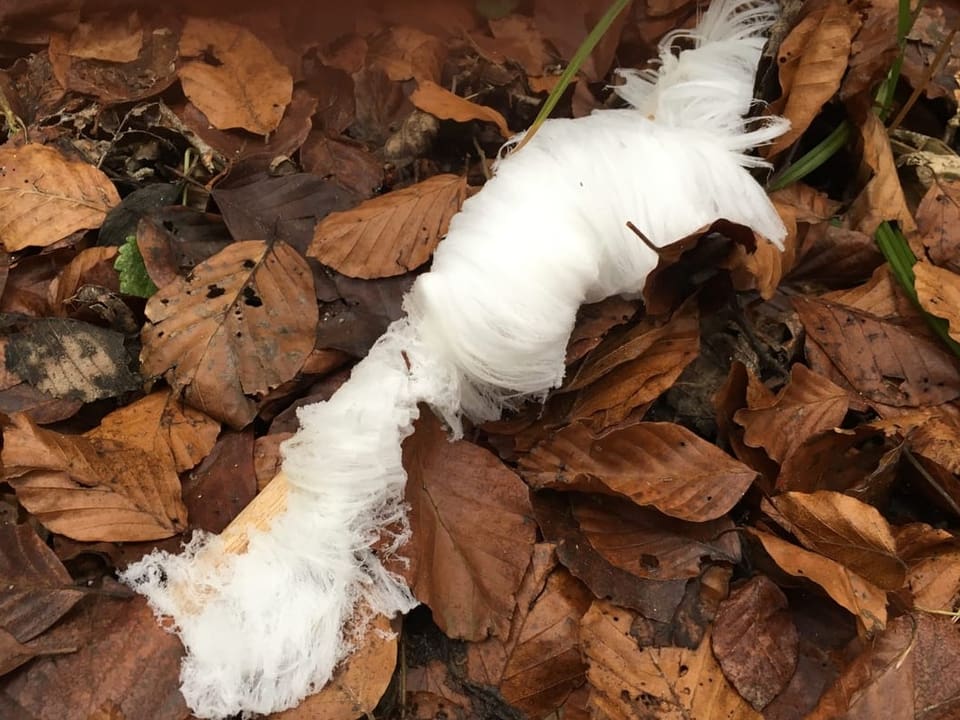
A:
115,235,158,298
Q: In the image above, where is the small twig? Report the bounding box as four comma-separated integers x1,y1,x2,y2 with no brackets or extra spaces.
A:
903,446,960,517
626,220,664,256
888,27,958,132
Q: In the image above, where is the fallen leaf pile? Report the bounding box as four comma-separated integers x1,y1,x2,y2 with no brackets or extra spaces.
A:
0,0,959,718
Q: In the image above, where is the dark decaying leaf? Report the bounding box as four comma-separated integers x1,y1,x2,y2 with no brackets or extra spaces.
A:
400,408,536,641
0,627,75,677
795,296,960,408
533,491,690,622
4,318,140,404
522,421,756,522
0,524,86,643
711,575,799,710
0,595,187,720
212,174,360,254
140,240,317,428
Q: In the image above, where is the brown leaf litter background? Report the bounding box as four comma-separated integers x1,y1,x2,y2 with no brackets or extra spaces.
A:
0,0,959,718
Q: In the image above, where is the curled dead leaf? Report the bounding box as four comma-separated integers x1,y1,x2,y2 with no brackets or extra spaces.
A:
748,528,887,634
914,261,960,343
411,80,512,137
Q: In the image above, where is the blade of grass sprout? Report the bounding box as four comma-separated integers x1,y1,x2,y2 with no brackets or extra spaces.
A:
767,121,851,191
512,0,632,153
875,221,960,357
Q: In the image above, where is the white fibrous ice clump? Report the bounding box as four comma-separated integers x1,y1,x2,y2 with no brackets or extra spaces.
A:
122,1,790,716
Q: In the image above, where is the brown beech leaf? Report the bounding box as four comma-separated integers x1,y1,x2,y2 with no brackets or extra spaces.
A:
411,80,511,137
794,296,960,408
0,594,186,720
140,240,317,428
0,627,75,677
564,296,699,433
268,614,397,720
748,529,887,634
495,569,593,717
309,174,466,279
178,18,293,134
849,111,916,235
807,613,960,720
47,246,119,314
47,22,178,104
368,26,447,83
0,144,120,252
767,2,860,156
521,421,756,522
68,10,142,62
570,494,740,580
734,364,849,464
917,179,960,271
0,524,85,643
914,261,960,342
711,575,798,710
401,409,536,641
534,492,699,622
467,543,558,686
404,661,472,720
565,296,639,365
1,412,187,542
871,408,960,474
90,389,219,476
769,491,904,590
472,15,553,77
580,600,762,720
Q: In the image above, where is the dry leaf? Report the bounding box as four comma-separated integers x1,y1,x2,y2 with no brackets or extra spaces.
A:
0,595,187,720
401,409,536,641
533,491,698,622
569,494,741,580
795,296,960,408
808,613,960,720
46,246,119,315
581,600,762,720
0,627,75,677
472,15,553,77
768,491,905,590
368,26,447,83
734,364,849,464
497,569,593,716
749,529,887,634
178,17,293,134
564,297,699,433
0,144,120,251
2,412,188,542
411,80,511,137
849,111,917,234
914,261,960,342
916,179,960,271
140,240,317,428
565,296,639,365
67,11,142,62
711,575,798,710
522,421,756,522
309,174,466,279
767,2,860,156
0,524,85,643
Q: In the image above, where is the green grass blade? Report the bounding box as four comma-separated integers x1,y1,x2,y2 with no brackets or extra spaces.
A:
516,0,632,151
